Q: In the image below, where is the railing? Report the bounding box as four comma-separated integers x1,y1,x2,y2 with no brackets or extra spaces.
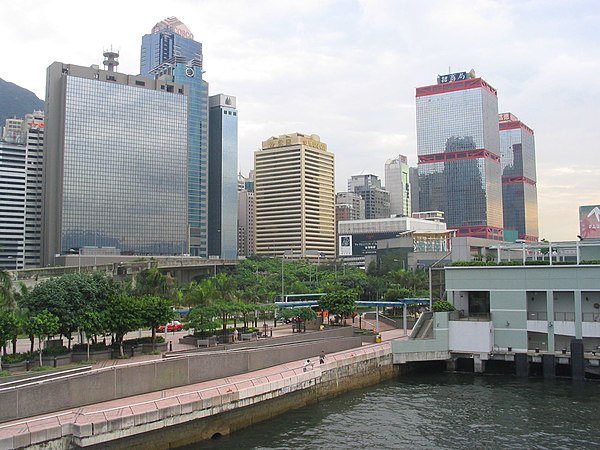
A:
583,312,600,322
527,312,600,322
456,311,490,321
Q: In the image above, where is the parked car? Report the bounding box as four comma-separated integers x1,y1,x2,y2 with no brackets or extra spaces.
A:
157,321,184,332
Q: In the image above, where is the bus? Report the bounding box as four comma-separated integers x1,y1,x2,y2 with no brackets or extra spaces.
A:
274,293,327,305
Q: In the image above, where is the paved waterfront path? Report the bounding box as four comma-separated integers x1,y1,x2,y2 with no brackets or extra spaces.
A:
0,328,406,448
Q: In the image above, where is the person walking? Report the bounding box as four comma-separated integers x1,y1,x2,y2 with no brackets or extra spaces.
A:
319,350,326,365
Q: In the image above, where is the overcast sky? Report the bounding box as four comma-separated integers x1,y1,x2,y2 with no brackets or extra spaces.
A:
2,0,598,241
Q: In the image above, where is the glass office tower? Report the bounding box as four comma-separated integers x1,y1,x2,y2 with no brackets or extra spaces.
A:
499,112,538,241
141,17,209,256
416,71,504,239
208,94,238,259
42,60,189,265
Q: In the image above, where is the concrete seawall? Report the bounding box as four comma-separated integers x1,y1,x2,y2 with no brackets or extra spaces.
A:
0,343,398,449
0,328,360,422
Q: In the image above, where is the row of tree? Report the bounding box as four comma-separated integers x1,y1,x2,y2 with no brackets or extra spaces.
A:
0,257,430,364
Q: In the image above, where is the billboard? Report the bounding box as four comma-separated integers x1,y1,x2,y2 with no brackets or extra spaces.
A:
338,232,407,257
580,205,600,239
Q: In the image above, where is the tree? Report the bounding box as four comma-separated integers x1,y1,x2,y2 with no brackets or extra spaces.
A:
0,269,14,309
140,295,174,350
25,310,60,367
279,307,317,322
20,272,119,349
77,310,105,361
319,288,358,325
0,309,18,367
186,305,219,335
103,293,143,357
134,268,177,300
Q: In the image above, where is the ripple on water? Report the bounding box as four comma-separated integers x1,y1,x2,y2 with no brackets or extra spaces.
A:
181,374,600,450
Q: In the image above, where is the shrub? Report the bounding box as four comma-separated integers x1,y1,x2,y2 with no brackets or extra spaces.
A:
72,343,110,352
3,353,28,364
432,301,455,312
42,346,70,356
122,336,165,346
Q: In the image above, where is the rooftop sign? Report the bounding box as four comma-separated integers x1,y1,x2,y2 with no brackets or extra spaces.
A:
580,205,600,239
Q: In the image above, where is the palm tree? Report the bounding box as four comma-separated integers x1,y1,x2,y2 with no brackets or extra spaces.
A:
0,269,15,308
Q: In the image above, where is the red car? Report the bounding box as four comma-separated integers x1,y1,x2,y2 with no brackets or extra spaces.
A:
157,321,184,332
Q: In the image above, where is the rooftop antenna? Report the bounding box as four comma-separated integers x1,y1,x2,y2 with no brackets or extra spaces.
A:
103,47,120,72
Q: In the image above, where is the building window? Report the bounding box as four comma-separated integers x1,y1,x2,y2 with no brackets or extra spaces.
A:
135,80,145,86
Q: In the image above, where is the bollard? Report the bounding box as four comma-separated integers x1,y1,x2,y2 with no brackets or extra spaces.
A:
169,341,173,351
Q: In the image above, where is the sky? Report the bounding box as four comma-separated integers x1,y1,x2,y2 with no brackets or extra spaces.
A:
2,0,599,241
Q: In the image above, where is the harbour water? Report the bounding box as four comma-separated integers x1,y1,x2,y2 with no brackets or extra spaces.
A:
187,373,600,449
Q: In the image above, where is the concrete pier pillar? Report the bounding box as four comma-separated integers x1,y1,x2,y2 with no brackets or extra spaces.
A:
570,339,585,381
473,356,484,373
542,354,555,379
446,358,456,372
515,353,528,377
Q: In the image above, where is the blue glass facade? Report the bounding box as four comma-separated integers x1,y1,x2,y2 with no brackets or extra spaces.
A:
208,95,238,259
416,77,504,239
141,20,208,256
61,76,188,254
499,116,538,240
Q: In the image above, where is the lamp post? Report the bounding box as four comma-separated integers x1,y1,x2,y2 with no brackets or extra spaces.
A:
281,249,293,302
516,239,526,265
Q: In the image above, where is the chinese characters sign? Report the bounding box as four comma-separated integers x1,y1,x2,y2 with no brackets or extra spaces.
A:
437,72,468,84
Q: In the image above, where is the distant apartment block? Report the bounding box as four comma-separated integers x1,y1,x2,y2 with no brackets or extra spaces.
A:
347,174,390,219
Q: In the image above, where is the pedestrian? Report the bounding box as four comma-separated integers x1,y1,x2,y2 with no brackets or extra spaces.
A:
303,359,312,372
320,350,325,365
233,328,239,342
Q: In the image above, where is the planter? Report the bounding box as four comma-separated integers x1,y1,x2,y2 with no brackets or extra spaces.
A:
72,348,113,362
41,353,73,368
218,334,233,344
1,360,27,373
141,342,167,353
122,345,143,357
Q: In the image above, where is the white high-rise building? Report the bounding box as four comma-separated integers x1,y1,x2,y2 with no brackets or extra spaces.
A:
0,111,44,269
385,154,411,217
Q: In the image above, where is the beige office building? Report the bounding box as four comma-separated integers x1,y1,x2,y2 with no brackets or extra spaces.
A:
254,133,335,258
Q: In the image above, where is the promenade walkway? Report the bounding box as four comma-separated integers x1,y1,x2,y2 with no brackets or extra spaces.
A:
0,327,406,449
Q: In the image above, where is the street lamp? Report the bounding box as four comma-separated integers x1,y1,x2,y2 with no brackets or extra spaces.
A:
281,249,293,301
515,239,526,265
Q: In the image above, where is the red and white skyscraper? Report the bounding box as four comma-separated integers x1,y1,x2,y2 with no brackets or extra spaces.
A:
499,112,538,241
416,71,504,239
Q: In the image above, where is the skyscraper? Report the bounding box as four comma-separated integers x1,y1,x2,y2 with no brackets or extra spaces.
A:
208,94,238,259
347,174,390,219
42,55,189,265
141,17,209,256
237,172,255,258
416,70,503,239
0,111,44,269
385,154,411,217
499,112,538,241
254,133,335,257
